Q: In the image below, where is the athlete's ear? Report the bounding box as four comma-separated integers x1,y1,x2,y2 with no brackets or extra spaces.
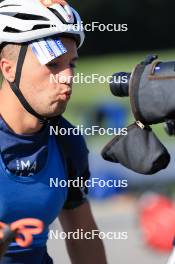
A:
0,58,15,82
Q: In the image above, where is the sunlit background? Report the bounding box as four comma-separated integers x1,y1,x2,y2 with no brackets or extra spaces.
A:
48,1,175,263
0,0,175,263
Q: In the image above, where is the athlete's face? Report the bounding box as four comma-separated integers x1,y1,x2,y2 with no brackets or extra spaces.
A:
20,37,78,117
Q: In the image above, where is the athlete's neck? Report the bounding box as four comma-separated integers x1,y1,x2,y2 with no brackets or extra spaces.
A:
0,84,43,135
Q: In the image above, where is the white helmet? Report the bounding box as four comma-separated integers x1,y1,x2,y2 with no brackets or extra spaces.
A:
0,0,85,124
0,0,85,48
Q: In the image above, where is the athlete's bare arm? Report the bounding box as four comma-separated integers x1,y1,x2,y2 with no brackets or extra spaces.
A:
59,201,107,264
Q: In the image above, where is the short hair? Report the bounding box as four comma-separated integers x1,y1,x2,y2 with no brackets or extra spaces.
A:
0,44,21,84
0,44,21,61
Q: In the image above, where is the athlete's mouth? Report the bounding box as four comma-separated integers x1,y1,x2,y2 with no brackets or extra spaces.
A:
53,90,72,102
60,90,72,96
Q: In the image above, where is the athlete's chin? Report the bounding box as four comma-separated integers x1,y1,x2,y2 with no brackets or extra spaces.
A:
46,102,67,117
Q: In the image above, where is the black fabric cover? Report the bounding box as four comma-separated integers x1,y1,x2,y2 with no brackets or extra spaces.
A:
101,122,170,175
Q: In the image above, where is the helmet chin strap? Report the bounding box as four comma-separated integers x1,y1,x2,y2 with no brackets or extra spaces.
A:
8,44,60,125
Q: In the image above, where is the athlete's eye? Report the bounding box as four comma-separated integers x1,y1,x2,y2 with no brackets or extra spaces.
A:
47,62,58,68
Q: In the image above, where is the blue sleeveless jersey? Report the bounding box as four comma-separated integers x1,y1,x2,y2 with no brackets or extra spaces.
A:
0,134,68,253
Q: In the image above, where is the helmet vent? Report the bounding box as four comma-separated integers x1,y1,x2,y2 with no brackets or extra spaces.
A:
48,7,70,25
32,24,51,30
0,13,49,21
3,25,51,33
3,26,21,33
14,13,49,21
0,4,21,8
